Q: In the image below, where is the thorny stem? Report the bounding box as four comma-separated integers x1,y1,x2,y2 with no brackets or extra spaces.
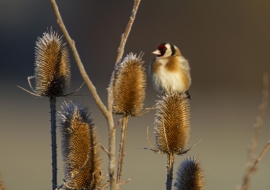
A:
50,96,57,190
117,114,129,184
166,152,174,190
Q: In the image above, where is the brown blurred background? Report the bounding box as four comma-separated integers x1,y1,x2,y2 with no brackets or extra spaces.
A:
1,0,270,189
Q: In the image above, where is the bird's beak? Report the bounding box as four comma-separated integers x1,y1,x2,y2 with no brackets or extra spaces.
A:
152,50,160,55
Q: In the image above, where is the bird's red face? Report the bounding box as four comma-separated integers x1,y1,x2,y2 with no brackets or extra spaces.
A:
153,43,172,57
157,43,167,57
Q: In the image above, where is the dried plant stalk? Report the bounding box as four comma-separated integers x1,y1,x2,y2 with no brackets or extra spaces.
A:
154,93,190,154
240,141,270,190
50,0,141,188
0,173,4,190
60,101,102,190
35,28,70,97
174,158,204,190
113,52,146,116
238,74,269,190
166,152,175,190
30,28,71,190
117,114,129,184
113,52,146,184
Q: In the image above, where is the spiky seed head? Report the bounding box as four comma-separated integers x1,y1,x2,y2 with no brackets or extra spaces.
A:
34,28,70,97
113,53,146,116
60,101,102,190
154,93,190,154
174,158,204,190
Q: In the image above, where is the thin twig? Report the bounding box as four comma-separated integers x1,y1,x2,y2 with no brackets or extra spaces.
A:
114,118,123,130
116,114,129,184
106,1,141,189
115,0,141,65
238,74,269,190
240,141,270,190
176,139,203,156
17,85,41,97
138,104,157,116
145,126,159,153
119,178,131,186
247,73,268,163
100,143,110,156
50,0,108,118
27,76,36,93
62,81,85,97
50,1,141,190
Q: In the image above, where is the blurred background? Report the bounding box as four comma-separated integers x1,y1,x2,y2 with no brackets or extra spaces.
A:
1,0,270,189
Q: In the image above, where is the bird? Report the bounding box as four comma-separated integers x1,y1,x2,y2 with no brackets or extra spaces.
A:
149,42,191,98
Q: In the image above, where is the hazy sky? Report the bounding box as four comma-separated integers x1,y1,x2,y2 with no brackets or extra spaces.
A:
0,1,270,190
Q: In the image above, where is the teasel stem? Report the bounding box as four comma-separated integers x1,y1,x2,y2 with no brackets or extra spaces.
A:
166,152,175,190
0,173,4,190
50,96,58,190
50,1,141,189
117,114,129,184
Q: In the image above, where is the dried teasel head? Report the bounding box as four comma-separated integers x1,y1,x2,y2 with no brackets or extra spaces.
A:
60,101,102,190
174,158,204,190
34,28,70,97
154,93,190,154
113,52,146,116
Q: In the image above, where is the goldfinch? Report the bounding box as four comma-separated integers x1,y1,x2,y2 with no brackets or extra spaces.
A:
149,42,191,97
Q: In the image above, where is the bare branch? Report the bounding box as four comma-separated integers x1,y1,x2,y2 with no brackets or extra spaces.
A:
17,85,41,97
113,118,123,130
100,143,110,156
117,115,129,184
106,1,141,189
238,73,269,190
115,0,142,65
50,0,108,118
50,1,142,190
240,141,270,190
119,178,131,186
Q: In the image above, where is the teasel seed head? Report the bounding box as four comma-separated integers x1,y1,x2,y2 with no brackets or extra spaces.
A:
154,93,190,154
113,52,146,116
60,101,102,189
174,158,204,190
34,28,70,97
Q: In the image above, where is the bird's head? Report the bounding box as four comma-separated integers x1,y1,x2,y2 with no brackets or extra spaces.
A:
152,42,180,58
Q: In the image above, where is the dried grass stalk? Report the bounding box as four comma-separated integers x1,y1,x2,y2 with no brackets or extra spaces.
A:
154,93,190,154
174,158,204,190
60,101,102,190
35,28,70,97
0,173,4,190
113,53,146,116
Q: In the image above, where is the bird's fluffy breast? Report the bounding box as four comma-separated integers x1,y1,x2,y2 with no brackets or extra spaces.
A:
150,56,190,94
